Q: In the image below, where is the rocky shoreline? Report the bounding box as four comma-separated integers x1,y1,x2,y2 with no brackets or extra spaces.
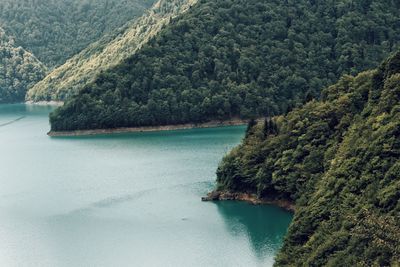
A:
48,119,248,137
202,190,295,212
25,100,64,106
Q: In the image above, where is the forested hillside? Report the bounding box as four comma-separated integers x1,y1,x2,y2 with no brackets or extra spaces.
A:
49,0,400,132
216,52,400,266
27,0,198,102
0,0,156,67
0,28,46,103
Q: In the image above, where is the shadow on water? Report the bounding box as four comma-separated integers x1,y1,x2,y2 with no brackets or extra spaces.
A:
50,126,247,155
215,201,293,260
0,103,55,114
52,125,246,141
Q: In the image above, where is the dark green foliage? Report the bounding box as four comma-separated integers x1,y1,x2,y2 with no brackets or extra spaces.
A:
49,0,400,131
263,117,279,138
0,0,156,67
27,0,197,102
216,52,400,266
0,28,46,103
246,118,257,137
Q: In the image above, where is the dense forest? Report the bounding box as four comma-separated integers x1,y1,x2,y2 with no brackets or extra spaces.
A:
27,0,198,102
49,0,400,132
216,52,400,266
0,28,46,103
0,0,156,67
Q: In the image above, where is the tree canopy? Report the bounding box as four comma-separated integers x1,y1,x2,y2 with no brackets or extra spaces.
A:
49,0,400,131
0,0,156,67
0,28,46,103
216,51,400,266
27,0,198,102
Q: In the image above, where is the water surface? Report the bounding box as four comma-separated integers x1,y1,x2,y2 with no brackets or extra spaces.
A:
0,104,292,267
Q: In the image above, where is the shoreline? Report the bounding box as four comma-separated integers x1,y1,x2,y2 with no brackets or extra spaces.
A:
202,190,295,212
25,100,64,106
48,119,248,137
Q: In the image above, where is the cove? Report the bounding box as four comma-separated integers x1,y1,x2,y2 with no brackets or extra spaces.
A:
0,104,292,267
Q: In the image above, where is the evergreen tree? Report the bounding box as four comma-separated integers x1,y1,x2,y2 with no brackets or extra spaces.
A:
246,118,257,137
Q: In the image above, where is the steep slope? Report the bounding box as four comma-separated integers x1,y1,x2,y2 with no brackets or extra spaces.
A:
27,0,198,102
0,28,46,103
216,52,400,266
49,0,400,132
0,0,156,67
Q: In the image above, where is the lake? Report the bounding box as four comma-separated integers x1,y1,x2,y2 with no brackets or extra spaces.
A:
0,104,292,267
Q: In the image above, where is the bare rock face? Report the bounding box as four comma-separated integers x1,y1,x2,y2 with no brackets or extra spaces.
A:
202,190,295,211
201,191,221,201
202,191,255,202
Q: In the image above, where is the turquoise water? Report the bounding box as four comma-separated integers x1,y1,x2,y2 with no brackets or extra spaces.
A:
0,104,292,267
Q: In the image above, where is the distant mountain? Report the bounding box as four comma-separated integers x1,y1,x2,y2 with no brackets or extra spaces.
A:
0,0,156,68
0,28,46,103
216,51,400,266
27,0,198,102
49,0,400,132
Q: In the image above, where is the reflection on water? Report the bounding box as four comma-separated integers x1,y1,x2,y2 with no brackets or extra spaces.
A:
0,103,55,115
215,201,293,260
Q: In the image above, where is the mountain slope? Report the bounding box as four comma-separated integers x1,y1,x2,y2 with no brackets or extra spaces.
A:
27,0,198,102
0,0,156,67
0,28,46,103
49,0,400,132
216,52,400,266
